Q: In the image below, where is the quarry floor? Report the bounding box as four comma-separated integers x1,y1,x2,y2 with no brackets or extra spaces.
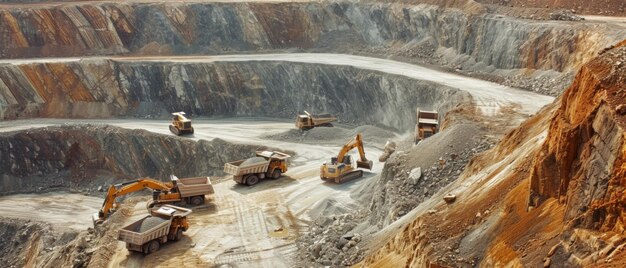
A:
0,118,385,267
0,49,557,266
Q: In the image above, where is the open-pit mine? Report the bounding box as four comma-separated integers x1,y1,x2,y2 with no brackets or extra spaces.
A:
0,0,625,267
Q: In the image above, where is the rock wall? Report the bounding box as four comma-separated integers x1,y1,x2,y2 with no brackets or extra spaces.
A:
528,41,626,234
0,1,621,74
359,40,626,266
0,125,270,194
0,60,468,131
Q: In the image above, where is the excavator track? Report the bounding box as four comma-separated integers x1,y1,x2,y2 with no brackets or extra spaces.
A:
169,125,180,135
335,170,363,183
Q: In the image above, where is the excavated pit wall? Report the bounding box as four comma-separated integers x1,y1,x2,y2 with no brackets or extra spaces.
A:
0,2,623,80
0,125,277,195
528,41,626,240
0,60,469,131
358,40,626,267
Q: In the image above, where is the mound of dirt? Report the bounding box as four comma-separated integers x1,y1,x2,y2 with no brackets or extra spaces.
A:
0,218,95,268
296,212,367,266
308,198,360,220
367,123,495,228
135,216,168,233
262,125,397,148
295,120,495,266
241,157,267,166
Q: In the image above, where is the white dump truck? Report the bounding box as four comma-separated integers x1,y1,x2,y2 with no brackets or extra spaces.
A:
224,151,290,186
118,205,192,254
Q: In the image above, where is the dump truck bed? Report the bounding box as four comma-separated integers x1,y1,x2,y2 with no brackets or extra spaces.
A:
118,216,171,246
418,118,439,125
255,150,291,160
224,159,270,176
417,109,439,128
175,176,214,197
311,113,335,119
417,110,438,121
311,114,336,125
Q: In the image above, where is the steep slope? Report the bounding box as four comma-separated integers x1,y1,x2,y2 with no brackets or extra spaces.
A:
0,0,623,95
0,59,467,131
0,125,273,195
360,40,626,267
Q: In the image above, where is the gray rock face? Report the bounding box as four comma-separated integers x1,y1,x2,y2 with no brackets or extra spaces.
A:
0,2,622,74
0,60,468,131
0,125,271,194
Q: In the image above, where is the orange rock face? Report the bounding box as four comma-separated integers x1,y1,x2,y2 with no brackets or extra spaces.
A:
360,40,626,267
529,40,626,232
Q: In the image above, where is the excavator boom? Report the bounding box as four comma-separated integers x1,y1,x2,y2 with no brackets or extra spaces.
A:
337,134,373,170
94,178,173,224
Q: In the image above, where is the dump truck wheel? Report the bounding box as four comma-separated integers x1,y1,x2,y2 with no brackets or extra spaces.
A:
190,196,204,206
147,240,160,254
245,175,259,186
271,170,282,179
190,127,194,134
175,229,183,241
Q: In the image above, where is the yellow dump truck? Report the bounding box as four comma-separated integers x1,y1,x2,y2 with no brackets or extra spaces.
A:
295,111,337,130
118,205,191,254
415,109,439,144
224,151,290,186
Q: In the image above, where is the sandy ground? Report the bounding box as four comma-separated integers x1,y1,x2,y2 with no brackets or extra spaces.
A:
0,192,102,231
0,53,554,116
0,118,383,267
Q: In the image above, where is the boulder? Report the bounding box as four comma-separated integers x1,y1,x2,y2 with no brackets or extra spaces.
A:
409,167,422,182
443,194,456,204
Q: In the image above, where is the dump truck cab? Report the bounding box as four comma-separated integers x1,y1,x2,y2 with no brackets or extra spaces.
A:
151,205,189,242
296,114,312,129
170,112,194,136
257,150,289,178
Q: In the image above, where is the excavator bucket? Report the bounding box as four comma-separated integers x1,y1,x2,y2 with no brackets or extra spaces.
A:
356,160,373,170
92,213,104,227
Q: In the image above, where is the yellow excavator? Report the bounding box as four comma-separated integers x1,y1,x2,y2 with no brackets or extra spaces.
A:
320,133,373,183
93,176,214,225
